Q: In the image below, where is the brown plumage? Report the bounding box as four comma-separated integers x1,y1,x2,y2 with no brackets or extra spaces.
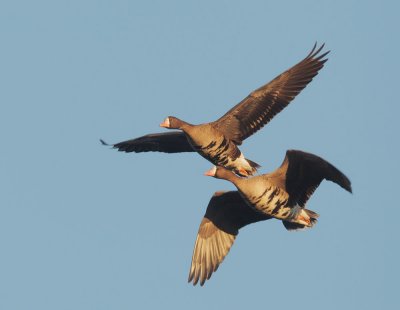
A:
188,191,271,286
101,43,329,176
188,150,352,286
207,150,352,226
100,132,193,153
212,44,329,144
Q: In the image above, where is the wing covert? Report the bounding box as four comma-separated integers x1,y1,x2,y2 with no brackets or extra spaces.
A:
214,43,329,144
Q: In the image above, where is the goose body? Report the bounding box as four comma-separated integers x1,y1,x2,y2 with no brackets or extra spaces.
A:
177,120,259,176
206,150,352,227
101,43,329,176
237,176,292,220
189,150,352,286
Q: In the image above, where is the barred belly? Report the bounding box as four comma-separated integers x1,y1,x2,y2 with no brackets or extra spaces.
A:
192,136,241,170
247,186,294,220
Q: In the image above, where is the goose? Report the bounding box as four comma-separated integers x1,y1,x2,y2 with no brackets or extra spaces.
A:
204,150,352,226
188,150,352,286
101,44,329,176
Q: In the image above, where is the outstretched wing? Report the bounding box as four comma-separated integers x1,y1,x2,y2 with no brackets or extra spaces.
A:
277,150,352,207
100,131,194,153
188,191,270,286
188,217,235,287
213,43,329,144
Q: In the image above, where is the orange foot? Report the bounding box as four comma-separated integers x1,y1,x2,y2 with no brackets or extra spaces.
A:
297,214,311,226
238,167,249,177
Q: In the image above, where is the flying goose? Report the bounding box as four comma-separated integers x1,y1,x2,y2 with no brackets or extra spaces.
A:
188,150,352,285
101,44,329,176
205,150,352,226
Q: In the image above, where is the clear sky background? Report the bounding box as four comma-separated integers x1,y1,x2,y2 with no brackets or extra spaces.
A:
1,1,398,309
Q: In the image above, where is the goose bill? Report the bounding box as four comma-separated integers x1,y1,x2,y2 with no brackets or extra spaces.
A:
204,166,217,176
160,118,170,128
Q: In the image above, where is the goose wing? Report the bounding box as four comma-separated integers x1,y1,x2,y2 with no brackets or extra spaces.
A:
100,131,194,153
213,43,329,144
188,191,270,286
274,150,352,207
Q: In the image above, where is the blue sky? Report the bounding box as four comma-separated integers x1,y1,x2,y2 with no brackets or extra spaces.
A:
1,1,398,309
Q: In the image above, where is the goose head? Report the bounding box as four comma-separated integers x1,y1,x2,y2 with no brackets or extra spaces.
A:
160,116,186,129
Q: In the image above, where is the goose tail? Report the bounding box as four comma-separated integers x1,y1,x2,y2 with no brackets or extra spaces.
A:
282,209,319,231
246,158,261,175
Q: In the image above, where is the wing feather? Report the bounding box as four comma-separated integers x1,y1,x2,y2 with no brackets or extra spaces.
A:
188,191,271,286
277,150,352,207
214,43,329,144
100,131,194,153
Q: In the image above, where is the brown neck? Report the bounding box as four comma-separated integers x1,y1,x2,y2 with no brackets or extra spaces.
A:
170,117,192,130
215,167,242,185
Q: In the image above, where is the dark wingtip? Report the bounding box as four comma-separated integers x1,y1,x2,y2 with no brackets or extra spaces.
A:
339,175,352,194
307,42,318,57
99,139,110,146
307,42,330,60
346,182,353,194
